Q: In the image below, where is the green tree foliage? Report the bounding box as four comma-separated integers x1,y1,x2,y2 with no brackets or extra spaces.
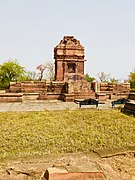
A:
84,73,95,82
129,68,135,88
0,60,26,89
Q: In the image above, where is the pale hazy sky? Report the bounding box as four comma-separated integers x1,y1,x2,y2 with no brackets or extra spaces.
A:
0,0,135,80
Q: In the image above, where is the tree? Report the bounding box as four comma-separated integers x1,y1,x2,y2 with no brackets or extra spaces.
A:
36,62,55,81
129,68,135,88
36,64,46,81
46,62,55,81
0,60,26,89
84,73,95,82
97,72,110,82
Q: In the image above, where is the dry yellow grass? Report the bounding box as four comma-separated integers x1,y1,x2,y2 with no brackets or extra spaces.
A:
0,109,134,160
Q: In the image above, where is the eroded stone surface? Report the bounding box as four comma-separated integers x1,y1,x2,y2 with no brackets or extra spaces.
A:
54,36,85,81
0,153,134,180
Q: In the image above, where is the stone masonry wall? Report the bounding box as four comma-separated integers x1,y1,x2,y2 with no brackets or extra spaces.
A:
9,81,67,94
68,81,92,94
54,36,85,81
8,81,130,102
92,82,130,94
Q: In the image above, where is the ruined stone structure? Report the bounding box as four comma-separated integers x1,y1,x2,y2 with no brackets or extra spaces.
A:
54,36,85,81
7,80,130,102
0,36,131,103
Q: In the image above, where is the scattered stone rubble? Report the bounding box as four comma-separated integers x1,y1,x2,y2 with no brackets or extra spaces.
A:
0,152,134,180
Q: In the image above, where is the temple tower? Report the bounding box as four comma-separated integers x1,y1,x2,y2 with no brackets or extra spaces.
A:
54,36,85,81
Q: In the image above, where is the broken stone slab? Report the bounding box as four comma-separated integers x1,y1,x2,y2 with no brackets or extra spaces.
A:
41,167,105,180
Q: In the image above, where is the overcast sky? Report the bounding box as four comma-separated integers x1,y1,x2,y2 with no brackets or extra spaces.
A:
0,0,135,80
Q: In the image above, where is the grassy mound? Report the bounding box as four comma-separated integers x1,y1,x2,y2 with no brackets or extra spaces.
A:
0,109,134,159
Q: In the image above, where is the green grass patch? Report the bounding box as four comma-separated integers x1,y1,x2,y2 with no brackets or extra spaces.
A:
0,109,135,160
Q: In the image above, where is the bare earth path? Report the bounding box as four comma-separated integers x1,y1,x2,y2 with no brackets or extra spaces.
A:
0,100,114,112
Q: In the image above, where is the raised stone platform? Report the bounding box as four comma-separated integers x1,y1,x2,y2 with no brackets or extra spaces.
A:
23,93,39,101
0,93,23,102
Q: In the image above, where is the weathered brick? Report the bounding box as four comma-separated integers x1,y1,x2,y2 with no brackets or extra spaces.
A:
54,36,85,81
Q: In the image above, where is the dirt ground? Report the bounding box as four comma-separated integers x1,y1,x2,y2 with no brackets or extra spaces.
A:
103,153,135,180
0,152,134,180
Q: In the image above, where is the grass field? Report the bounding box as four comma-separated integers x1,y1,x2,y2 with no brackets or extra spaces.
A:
0,109,135,160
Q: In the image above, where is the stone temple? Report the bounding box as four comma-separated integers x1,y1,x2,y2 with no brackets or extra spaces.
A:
54,36,85,81
1,35,130,103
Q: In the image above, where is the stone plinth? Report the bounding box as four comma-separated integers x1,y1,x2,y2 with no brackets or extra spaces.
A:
22,93,39,101
54,36,85,81
0,93,23,102
38,93,63,101
63,94,75,102
68,81,92,94
96,93,106,103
